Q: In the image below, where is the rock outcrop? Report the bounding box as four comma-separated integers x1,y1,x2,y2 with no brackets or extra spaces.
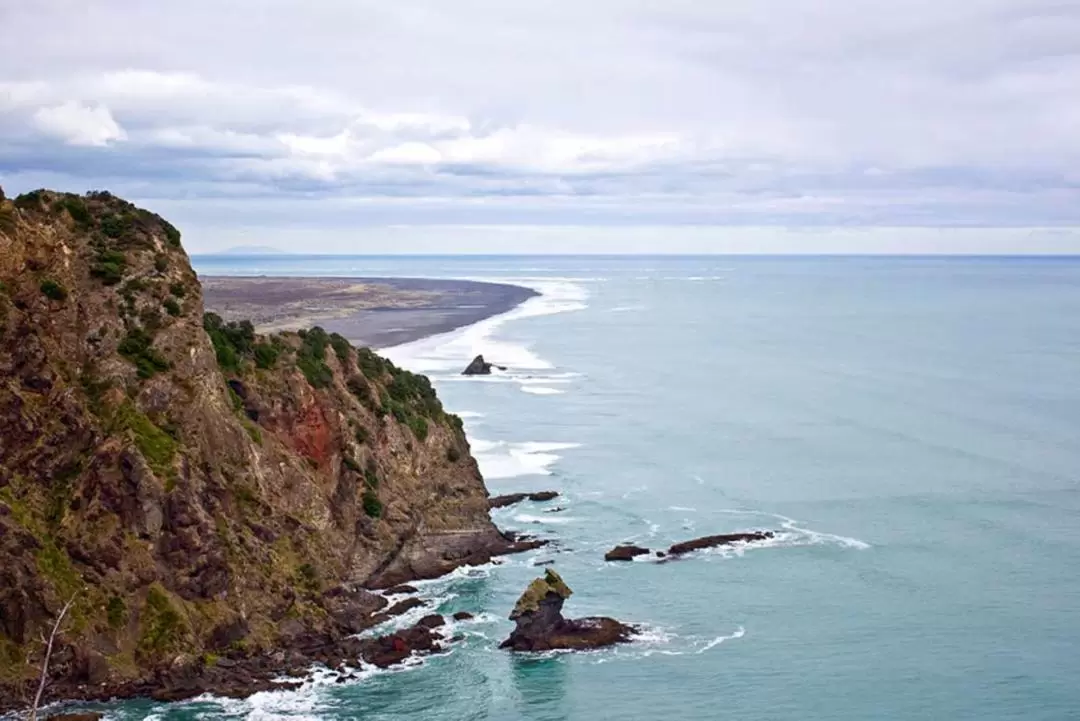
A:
488,491,559,509
500,570,634,652
0,189,530,710
461,355,505,375
604,544,650,562
667,531,774,556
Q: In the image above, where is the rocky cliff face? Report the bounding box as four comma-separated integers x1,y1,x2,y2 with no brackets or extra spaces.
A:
0,189,516,706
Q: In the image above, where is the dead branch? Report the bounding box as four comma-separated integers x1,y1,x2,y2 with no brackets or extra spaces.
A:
27,593,77,721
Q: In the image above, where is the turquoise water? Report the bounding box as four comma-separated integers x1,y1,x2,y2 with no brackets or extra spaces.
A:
105,256,1080,720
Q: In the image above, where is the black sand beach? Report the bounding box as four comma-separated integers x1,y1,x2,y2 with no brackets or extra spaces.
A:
201,276,538,348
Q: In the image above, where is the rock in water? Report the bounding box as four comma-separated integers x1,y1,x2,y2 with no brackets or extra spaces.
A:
604,544,650,561
667,531,774,556
462,354,493,375
462,354,507,375
500,569,635,651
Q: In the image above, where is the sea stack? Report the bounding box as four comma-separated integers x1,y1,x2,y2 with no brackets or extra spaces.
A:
500,569,635,651
462,354,506,375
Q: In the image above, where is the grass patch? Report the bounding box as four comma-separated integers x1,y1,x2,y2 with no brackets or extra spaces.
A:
138,584,187,658
115,403,178,476
40,279,68,301
242,419,262,444
57,196,93,228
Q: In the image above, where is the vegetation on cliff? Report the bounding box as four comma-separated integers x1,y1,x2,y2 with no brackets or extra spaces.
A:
0,188,506,709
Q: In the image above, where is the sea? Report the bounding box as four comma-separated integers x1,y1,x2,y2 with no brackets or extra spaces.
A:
85,256,1080,720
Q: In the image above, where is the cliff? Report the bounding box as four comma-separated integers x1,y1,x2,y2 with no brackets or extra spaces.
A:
0,188,522,707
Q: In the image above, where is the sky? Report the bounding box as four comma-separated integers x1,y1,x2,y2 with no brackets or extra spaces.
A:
1,0,1079,254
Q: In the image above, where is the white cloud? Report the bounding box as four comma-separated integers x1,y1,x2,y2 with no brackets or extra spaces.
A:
31,101,126,146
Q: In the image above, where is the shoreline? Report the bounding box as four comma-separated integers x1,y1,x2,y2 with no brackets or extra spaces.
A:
200,275,538,349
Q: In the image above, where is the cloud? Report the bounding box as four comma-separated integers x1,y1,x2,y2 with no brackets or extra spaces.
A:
0,0,1078,250
31,102,126,147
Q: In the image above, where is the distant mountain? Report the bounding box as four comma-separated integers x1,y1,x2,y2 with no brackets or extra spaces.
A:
218,245,287,255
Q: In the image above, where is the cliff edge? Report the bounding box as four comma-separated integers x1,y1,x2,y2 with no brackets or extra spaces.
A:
0,188,522,708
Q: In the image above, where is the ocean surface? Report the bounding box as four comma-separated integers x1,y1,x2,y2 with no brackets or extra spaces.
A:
97,256,1080,720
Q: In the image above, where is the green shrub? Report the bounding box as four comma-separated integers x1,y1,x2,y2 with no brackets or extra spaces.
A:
204,313,255,374
58,196,93,228
13,190,45,210
169,282,186,298
154,255,168,273
356,347,387,378
118,328,170,378
252,341,281,370
297,327,332,388
40,279,68,301
163,297,181,316
354,426,369,445
329,332,351,362
362,490,383,518
342,456,361,473
347,376,374,407
162,222,182,248
90,249,127,285
100,213,133,239
447,445,461,463
364,467,379,488
107,596,126,629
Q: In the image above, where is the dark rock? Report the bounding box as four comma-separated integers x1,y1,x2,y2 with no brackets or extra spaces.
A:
462,355,496,375
604,544,650,562
452,611,474,621
209,617,250,650
488,491,559,509
46,714,103,721
667,531,774,556
416,614,445,629
384,584,419,595
369,596,426,625
655,551,666,558
500,569,635,652
322,586,388,633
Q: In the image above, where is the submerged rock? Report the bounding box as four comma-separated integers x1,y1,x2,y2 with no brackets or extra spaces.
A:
604,544,650,562
46,715,103,721
462,354,507,375
452,611,474,621
667,531,774,556
488,491,560,509
500,569,635,652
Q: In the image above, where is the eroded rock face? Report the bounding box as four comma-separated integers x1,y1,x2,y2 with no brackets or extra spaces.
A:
500,570,635,652
0,189,527,711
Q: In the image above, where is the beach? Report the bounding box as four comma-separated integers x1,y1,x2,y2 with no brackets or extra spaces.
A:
200,275,538,348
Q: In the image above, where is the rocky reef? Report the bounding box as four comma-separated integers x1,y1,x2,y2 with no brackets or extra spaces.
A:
0,188,533,710
500,570,634,652
603,531,775,562
488,490,559,509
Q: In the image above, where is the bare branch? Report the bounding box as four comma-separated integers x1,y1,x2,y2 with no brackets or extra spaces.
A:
27,594,77,721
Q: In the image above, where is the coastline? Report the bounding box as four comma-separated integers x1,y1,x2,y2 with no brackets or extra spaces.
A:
200,275,538,349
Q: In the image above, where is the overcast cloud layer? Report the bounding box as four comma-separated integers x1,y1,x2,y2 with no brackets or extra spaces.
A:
2,0,1079,252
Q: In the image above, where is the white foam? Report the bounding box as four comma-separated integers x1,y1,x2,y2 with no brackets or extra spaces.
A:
455,410,485,419
668,505,698,512
697,627,745,653
709,508,872,551
511,513,577,525
521,386,564,395
472,440,580,480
